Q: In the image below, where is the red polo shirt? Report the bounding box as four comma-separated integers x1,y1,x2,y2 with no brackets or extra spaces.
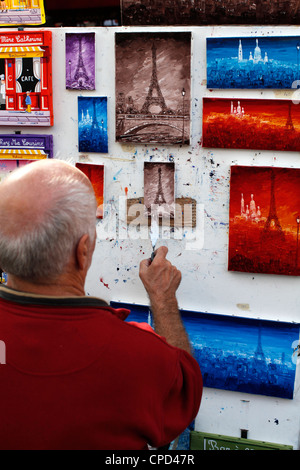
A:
0,286,202,450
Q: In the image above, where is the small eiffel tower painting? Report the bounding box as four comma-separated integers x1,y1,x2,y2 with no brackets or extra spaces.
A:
144,162,175,219
66,33,95,91
78,96,108,153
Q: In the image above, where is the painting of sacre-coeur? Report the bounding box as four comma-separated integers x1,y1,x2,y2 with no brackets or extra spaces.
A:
144,162,175,219
115,32,191,145
121,0,300,26
78,97,108,153
207,36,300,89
66,33,95,91
203,98,300,152
229,165,300,276
75,163,104,219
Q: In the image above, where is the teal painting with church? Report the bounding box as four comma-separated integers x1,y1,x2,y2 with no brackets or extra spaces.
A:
207,36,300,89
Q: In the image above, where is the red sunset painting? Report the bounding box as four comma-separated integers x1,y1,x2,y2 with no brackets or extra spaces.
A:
203,98,300,152
229,166,300,276
75,163,104,219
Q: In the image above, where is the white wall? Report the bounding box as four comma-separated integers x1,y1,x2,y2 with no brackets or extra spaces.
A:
8,24,300,449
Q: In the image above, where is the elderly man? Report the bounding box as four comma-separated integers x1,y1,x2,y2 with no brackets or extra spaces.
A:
0,159,202,450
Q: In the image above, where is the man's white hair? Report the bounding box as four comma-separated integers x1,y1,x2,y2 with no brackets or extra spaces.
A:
0,161,97,282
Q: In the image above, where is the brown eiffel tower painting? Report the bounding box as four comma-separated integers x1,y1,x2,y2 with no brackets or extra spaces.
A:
228,165,300,276
144,162,175,219
115,32,191,145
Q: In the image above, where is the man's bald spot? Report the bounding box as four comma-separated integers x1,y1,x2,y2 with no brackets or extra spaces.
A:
0,160,93,237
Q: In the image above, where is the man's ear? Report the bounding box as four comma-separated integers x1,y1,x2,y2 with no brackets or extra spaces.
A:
76,234,90,271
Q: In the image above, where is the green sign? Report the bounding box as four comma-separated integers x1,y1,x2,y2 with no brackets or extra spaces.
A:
190,431,293,451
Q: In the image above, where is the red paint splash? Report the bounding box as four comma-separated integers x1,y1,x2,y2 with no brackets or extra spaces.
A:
100,277,110,289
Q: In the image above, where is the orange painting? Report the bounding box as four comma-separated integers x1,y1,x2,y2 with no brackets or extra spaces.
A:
229,166,300,276
75,163,104,219
203,98,300,152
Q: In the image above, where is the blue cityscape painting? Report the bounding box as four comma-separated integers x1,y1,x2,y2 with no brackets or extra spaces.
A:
110,301,299,399
78,97,108,153
207,36,300,89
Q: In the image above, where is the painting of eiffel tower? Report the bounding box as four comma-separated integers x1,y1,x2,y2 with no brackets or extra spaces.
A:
144,162,175,218
229,166,300,276
66,33,95,91
116,32,191,144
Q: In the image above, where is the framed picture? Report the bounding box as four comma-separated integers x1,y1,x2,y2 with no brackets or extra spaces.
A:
0,0,45,26
203,98,300,152
229,165,300,276
0,30,53,126
144,162,175,218
0,134,53,160
111,301,299,400
66,33,95,91
116,32,191,145
207,36,300,89
75,163,104,219
78,97,108,153
0,133,53,182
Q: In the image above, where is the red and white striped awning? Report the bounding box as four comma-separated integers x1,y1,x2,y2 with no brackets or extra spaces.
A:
0,148,47,160
0,46,44,58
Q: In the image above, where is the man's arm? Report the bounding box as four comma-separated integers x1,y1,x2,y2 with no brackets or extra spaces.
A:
139,246,192,355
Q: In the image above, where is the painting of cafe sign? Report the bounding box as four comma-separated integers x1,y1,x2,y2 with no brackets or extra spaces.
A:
0,31,53,127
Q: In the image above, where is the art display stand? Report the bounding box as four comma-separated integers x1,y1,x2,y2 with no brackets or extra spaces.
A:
0,22,299,450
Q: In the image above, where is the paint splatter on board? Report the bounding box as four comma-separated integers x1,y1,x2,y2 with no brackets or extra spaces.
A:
100,277,110,289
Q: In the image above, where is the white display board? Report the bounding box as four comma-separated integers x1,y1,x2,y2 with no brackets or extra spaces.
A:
4,25,300,449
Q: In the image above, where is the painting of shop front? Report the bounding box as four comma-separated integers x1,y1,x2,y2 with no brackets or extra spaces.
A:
207,36,300,89
115,32,191,145
0,31,53,126
111,301,299,400
203,98,300,152
0,133,53,182
0,0,45,26
229,165,300,276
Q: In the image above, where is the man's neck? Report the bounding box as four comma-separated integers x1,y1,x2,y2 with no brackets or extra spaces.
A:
7,274,86,298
